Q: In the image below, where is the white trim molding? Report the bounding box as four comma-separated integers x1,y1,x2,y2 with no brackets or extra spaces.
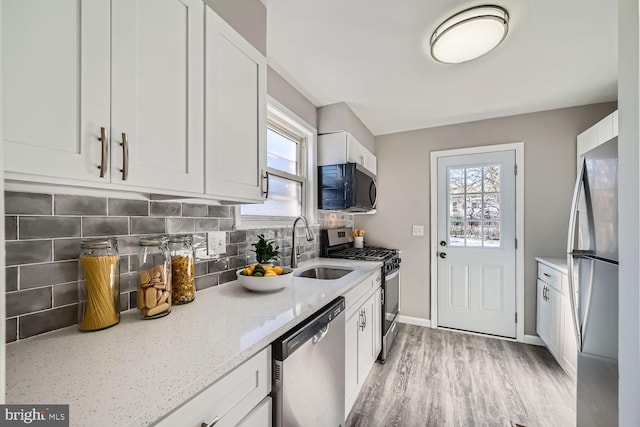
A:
430,142,526,343
398,315,432,328
523,335,546,347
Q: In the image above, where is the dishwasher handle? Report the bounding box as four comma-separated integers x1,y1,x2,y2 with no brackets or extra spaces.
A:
312,325,329,344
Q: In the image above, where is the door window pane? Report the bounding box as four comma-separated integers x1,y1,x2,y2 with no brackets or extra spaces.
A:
448,164,502,247
449,169,464,194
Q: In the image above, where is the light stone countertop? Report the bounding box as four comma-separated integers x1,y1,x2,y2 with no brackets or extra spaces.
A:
5,258,382,426
535,256,569,274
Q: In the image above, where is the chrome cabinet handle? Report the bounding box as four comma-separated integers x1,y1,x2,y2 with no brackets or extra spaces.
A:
98,127,108,178
261,170,269,198
359,309,365,331
120,132,129,181
201,416,220,427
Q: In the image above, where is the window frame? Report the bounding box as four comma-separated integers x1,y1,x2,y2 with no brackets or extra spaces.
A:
235,96,317,229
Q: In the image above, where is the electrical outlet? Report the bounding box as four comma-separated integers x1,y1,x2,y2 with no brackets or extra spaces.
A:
412,225,425,236
207,231,226,256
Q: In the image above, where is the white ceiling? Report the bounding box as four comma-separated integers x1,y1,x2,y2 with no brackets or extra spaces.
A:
264,0,618,136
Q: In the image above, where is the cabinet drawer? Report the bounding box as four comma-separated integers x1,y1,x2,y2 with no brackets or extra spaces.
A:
538,263,562,292
344,270,381,316
156,347,271,427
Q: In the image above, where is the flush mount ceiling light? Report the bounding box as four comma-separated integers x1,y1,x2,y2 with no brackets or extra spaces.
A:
430,5,509,64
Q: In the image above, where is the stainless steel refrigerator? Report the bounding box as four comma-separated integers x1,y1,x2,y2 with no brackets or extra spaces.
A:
567,137,618,427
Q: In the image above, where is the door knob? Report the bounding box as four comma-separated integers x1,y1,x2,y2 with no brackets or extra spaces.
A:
439,252,447,259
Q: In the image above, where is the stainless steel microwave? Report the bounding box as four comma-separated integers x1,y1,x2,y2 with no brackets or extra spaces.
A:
318,163,377,212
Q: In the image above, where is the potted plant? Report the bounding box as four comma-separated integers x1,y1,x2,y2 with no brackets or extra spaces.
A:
251,234,280,265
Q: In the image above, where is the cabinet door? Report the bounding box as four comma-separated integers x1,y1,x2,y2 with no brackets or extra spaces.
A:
346,134,361,165
537,280,551,346
357,293,377,381
345,311,360,418
236,397,271,427
548,285,562,353
111,0,204,193
561,295,578,380
204,8,267,202
3,0,110,182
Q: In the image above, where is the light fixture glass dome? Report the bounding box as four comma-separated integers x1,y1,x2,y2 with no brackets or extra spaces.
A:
430,5,509,64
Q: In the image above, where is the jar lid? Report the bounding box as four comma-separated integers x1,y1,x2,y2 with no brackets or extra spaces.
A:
81,238,117,249
139,235,168,246
168,233,193,243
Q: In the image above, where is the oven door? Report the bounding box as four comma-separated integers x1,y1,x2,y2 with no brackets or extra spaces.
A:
383,269,400,334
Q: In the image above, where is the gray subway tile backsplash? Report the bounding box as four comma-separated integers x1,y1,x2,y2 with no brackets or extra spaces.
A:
6,318,17,343
19,305,77,340
53,282,79,307
54,238,82,261
182,203,208,217
6,267,18,292
130,217,166,235
166,218,195,234
5,192,52,215
108,199,149,216
207,205,231,218
150,201,181,217
4,191,321,342
54,195,107,216
83,216,129,236
5,216,17,240
6,287,53,317
19,216,81,239
5,240,52,266
20,261,78,290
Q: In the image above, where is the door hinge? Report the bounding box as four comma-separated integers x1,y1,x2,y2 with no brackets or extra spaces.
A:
514,164,518,175
515,238,518,249
515,313,518,324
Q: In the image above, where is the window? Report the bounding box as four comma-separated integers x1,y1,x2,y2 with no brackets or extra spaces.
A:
239,99,316,226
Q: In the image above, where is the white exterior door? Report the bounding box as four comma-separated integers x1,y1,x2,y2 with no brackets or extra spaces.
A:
437,150,517,338
111,0,204,192
3,0,111,182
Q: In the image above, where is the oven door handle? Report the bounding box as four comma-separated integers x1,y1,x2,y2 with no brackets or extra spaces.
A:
385,270,400,281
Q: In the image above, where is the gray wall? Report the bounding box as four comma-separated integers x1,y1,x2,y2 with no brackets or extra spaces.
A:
317,103,376,152
618,0,640,423
267,67,318,128
355,102,617,335
204,0,266,56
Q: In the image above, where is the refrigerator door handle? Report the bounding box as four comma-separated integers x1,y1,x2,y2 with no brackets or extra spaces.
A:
580,257,597,351
567,160,589,350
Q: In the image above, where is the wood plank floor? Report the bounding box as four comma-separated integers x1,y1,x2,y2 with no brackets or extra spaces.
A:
346,324,576,427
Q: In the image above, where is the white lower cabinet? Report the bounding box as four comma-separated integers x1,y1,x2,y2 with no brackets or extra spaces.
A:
344,270,382,419
536,260,577,381
155,347,271,427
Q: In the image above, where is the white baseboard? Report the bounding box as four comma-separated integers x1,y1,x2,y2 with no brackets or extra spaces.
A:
524,334,546,346
398,315,431,328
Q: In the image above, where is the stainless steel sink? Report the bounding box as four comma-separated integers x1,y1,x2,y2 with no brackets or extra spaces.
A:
294,266,353,280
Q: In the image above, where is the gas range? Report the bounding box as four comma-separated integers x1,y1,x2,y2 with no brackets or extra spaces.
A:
320,228,401,363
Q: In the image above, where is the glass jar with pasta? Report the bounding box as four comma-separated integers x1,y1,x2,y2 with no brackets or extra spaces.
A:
78,238,120,331
168,234,196,305
137,237,172,319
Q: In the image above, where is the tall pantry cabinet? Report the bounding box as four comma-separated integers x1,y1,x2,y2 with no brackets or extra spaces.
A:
3,0,205,193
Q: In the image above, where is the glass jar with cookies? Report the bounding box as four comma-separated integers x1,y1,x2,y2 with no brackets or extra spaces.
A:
168,234,196,305
137,236,172,319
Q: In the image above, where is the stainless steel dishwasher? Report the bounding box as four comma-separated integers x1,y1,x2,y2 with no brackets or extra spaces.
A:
272,297,346,427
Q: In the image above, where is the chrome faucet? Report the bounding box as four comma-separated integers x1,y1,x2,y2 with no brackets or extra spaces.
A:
291,216,315,268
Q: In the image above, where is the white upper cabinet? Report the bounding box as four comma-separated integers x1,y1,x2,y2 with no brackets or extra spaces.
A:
111,0,204,193
3,0,111,182
3,0,204,194
577,110,618,165
204,7,267,203
318,132,377,176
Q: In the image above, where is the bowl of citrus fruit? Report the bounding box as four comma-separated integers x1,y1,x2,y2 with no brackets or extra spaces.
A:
236,264,294,292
